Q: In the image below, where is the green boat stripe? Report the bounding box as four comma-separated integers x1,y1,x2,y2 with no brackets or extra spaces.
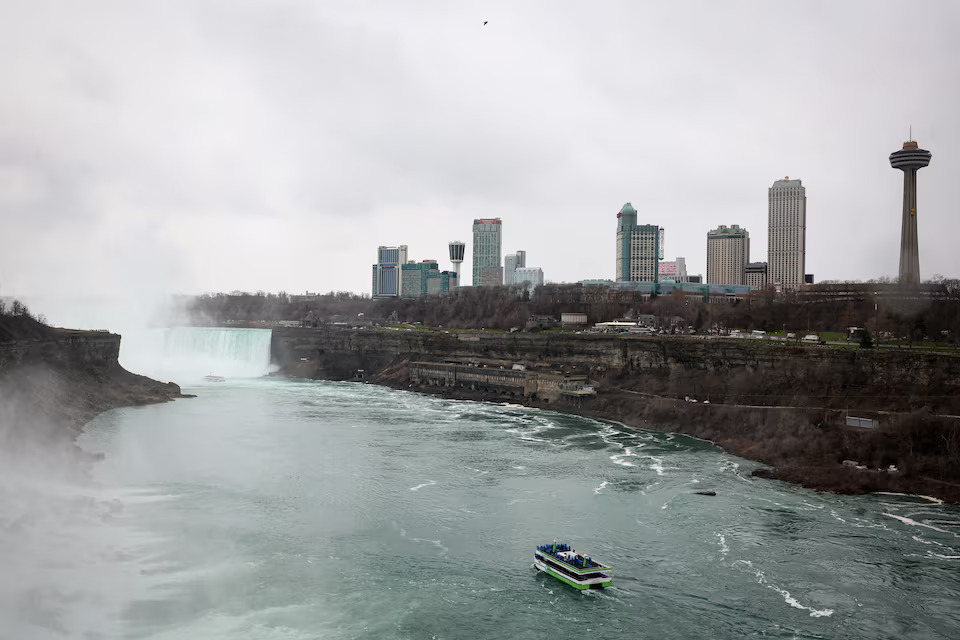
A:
543,566,589,590
539,563,612,590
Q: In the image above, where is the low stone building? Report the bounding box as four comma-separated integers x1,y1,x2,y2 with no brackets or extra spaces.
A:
561,312,588,326
409,361,595,401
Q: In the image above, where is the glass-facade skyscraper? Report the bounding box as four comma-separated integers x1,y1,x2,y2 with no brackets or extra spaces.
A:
472,218,502,287
371,245,407,297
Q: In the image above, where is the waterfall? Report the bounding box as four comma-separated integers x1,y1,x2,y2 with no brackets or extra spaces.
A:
120,327,273,383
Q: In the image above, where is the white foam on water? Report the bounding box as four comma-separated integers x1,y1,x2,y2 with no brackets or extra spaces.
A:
848,518,892,531
716,533,729,556
593,481,610,494
512,466,526,470
409,481,436,492
832,509,893,531
875,491,944,505
719,460,740,473
519,434,548,443
830,510,848,524
610,447,637,467
753,570,834,618
646,456,666,476
884,513,960,538
910,536,958,559
598,425,622,438
767,584,835,618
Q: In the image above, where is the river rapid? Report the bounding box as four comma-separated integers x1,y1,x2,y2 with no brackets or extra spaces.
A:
1,374,944,639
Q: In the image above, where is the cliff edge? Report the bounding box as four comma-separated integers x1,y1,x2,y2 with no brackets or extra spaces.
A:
0,315,184,473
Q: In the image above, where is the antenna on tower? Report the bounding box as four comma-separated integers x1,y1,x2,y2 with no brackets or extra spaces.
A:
909,125,912,142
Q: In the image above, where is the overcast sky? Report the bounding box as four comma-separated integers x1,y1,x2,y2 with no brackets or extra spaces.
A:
2,0,959,310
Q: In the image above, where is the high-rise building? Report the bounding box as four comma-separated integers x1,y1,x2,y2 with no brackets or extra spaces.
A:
504,250,526,285
401,260,439,298
426,270,458,294
746,262,768,290
371,244,408,297
658,257,688,282
615,203,662,282
768,178,806,290
889,140,932,286
707,225,750,285
472,218,502,287
479,266,503,287
514,266,544,293
448,241,465,286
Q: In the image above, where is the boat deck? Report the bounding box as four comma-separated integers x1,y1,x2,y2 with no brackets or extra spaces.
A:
535,543,610,573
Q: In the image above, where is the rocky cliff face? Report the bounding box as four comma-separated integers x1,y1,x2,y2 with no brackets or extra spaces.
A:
272,327,960,414
0,330,184,475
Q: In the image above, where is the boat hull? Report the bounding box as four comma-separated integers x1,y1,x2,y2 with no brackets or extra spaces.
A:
533,557,611,590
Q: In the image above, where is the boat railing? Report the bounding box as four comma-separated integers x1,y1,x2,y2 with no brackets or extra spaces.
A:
536,545,606,570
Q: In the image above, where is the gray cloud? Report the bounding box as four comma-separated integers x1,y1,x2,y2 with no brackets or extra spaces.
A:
1,0,959,319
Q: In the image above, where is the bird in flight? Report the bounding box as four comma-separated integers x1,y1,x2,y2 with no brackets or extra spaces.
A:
483,21,488,25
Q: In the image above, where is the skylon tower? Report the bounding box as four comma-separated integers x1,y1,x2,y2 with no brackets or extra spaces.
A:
448,241,465,287
889,139,932,286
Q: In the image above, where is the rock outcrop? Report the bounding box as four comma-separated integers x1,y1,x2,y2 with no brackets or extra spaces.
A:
0,326,184,476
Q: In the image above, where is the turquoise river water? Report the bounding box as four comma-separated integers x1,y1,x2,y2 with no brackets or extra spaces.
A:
3,327,960,639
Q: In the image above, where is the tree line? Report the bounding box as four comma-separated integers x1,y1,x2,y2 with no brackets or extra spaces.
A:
181,280,960,341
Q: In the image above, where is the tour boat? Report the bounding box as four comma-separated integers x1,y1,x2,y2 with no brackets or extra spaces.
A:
534,542,612,590
203,374,226,382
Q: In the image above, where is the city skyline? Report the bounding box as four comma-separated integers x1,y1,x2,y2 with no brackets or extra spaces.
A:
2,2,959,311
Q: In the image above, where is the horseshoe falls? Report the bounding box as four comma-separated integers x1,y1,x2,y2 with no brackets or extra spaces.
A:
119,327,273,382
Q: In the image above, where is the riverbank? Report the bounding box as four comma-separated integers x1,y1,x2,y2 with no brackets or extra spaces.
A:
363,373,960,503
269,326,960,502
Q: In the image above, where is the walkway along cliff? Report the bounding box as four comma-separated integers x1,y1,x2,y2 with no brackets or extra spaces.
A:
272,326,960,501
